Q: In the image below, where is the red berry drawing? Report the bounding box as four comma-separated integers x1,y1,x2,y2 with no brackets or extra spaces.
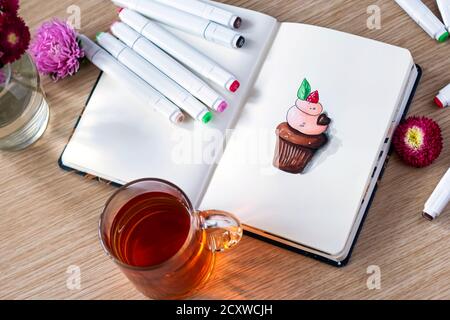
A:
306,90,319,103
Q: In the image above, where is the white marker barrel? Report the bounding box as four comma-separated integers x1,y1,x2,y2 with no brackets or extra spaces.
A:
112,0,245,48
152,0,241,29
435,83,450,108
110,21,228,112
423,168,450,220
118,8,240,93
78,35,184,124
97,32,212,123
395,0,449,42
437,0,450,29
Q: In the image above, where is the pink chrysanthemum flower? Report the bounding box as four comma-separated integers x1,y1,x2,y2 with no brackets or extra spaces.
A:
30,19,84,81
393,116,443,168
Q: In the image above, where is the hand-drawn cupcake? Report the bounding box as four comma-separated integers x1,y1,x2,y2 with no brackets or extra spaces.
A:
273,79,331,174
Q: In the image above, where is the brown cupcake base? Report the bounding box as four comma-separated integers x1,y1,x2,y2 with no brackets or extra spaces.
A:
273,123,328,174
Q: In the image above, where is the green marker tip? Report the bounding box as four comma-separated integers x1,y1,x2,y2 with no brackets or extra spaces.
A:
438,31,449,43
202,112,213,124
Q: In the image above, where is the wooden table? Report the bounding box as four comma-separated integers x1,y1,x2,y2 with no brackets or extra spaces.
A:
1,0,448,300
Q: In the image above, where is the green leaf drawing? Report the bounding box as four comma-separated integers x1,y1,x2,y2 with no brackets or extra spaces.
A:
297,79,311,100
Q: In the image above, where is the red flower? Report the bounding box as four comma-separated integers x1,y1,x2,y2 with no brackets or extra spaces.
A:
393,116,443,168
0,13,30,65
0,0,19,15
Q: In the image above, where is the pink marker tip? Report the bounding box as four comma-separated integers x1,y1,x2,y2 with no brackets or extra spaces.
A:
116,7,124,14
229,80,240,93
217,101,228,113
434,96,444,108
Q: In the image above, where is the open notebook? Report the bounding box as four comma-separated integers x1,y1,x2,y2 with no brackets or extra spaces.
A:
60,1,421,266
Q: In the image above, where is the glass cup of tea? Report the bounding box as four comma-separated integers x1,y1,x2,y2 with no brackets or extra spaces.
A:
99,178,243,299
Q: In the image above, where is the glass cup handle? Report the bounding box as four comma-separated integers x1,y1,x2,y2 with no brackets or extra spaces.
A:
198,210,243,252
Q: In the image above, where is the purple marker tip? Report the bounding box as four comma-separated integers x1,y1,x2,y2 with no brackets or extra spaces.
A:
217,101,228,113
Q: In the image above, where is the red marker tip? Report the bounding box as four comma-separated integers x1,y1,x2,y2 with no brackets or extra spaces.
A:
229,80,240,93
116,7,124,14
434,96,444,108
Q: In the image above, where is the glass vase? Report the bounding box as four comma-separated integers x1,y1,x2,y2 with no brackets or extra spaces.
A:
0,53,49,151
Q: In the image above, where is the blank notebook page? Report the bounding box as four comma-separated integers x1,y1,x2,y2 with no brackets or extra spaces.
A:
200,23,413,256
61,4,277,206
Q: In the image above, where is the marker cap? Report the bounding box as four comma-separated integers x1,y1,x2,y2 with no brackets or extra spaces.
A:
423,168,450,221
96,32,125,58
159,100,185,124
205,6,241,29
119,8,149,34
195,84,228,111
423,198,448,220
113,0,137,11
111,21,141,48
437,0,450,29
78,35,100,59
435,92,448,108
182,96,212,122
204,22,245,48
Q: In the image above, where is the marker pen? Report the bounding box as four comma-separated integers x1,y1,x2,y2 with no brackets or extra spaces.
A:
437,0,450,30
151,0,242,29
395,0,449,42
78,35,184,124
112,0,245,49
423,168,450,221
434,83,450,108
118,8,240,93
110,22,228,113
97,32,212,123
